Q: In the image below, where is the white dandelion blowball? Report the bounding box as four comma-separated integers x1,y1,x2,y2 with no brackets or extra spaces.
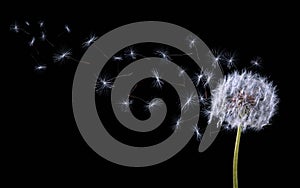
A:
208,71,279,130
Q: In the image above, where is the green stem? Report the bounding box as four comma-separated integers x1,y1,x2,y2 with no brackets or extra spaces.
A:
233,126,242,188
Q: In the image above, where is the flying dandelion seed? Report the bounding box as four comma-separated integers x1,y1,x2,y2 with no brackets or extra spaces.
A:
34,65,47,71
250,57,262,68
39,21,44,28
113,56,123,61
209,49,223,68
29,37,35,46
174,118,182,130
41,32,46,41
188,37,196,49
95,77,114,94
194,71,204,86
203,70,213,87
119,99,132,112
199,95,208,105
10,23,19,33
125,48,137,59
146,98,163,111
223,52,237,69
65,25,71,33
53,49,72,63
181,93,197,112
82,34,98,48
193,125,202,141
178,68,185,77
156,50,171,62
152,69,164,88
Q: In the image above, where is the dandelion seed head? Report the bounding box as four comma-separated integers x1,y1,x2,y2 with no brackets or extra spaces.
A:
209,71,279,130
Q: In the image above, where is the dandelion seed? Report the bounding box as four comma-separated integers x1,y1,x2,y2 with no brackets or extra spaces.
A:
95,77,114,94
39,21,44,27
152,69,164,88
178,68,185,77
204,70,213,86
125,48,137,59
181,93,197,111
146,99,162,111
188,37,196,49
10,23,19,33
250,57,262,68
193,125,202,140
53,49,72,62
65,25,71,33
34,65,47,71
82,34,98,48
156,50,171,61
113,56,123,61
194,71,204,86
41,32,46,41
209,49,223,68
119,99,132,112
174,118,182,131
29,37,35,46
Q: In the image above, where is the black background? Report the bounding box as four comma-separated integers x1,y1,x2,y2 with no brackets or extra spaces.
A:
3,1,296,187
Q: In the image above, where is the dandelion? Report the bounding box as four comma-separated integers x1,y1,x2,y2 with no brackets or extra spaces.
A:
208,71,279,188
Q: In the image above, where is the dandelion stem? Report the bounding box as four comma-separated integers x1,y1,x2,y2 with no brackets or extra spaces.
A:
233,125,242,188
